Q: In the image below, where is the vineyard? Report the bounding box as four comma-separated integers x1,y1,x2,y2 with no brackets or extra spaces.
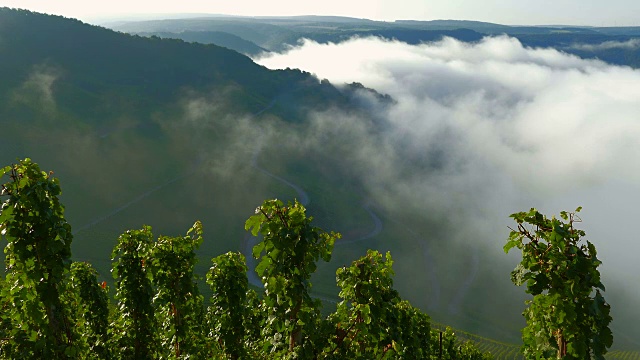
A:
607,352,640,360
0,159,635,358
429,323,520,359
431,322,640,360
0,160,493,359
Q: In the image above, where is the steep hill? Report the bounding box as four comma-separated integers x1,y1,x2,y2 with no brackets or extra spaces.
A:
0,7,371,274
1,9,360,122
132,30,269,56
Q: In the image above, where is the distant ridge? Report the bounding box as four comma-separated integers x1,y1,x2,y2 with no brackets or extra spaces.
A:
395,19,511,28
108,14,640,66
133,30,269,56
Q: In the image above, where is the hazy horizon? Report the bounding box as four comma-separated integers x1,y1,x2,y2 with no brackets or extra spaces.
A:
2,0,640,27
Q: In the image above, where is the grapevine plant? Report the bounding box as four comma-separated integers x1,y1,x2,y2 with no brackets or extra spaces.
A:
3,159,612,359
505,208,613,359
0,159,79,358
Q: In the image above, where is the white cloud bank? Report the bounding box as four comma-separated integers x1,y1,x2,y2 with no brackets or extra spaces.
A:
259,36,640,195
256,36,640,327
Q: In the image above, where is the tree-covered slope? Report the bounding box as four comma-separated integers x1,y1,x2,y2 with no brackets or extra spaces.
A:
0,7,366,282
0,8,352,124
133,30,269,56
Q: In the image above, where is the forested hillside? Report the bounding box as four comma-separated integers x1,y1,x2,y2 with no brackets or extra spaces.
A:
0,7,374,289
0,8,360,123
0,8,393,341
131,31,269,56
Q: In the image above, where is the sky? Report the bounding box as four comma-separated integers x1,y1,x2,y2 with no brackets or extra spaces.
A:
2,0,640,26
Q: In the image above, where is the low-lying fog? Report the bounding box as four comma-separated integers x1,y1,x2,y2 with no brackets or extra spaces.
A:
255,36,640,345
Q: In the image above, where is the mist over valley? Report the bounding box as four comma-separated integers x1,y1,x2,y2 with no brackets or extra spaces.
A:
2,6,640,354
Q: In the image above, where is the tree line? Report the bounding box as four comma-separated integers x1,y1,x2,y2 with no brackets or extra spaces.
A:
0,159,612,359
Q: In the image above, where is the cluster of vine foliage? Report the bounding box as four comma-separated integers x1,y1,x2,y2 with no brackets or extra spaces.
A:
0,158,494,359
505,208,613,359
